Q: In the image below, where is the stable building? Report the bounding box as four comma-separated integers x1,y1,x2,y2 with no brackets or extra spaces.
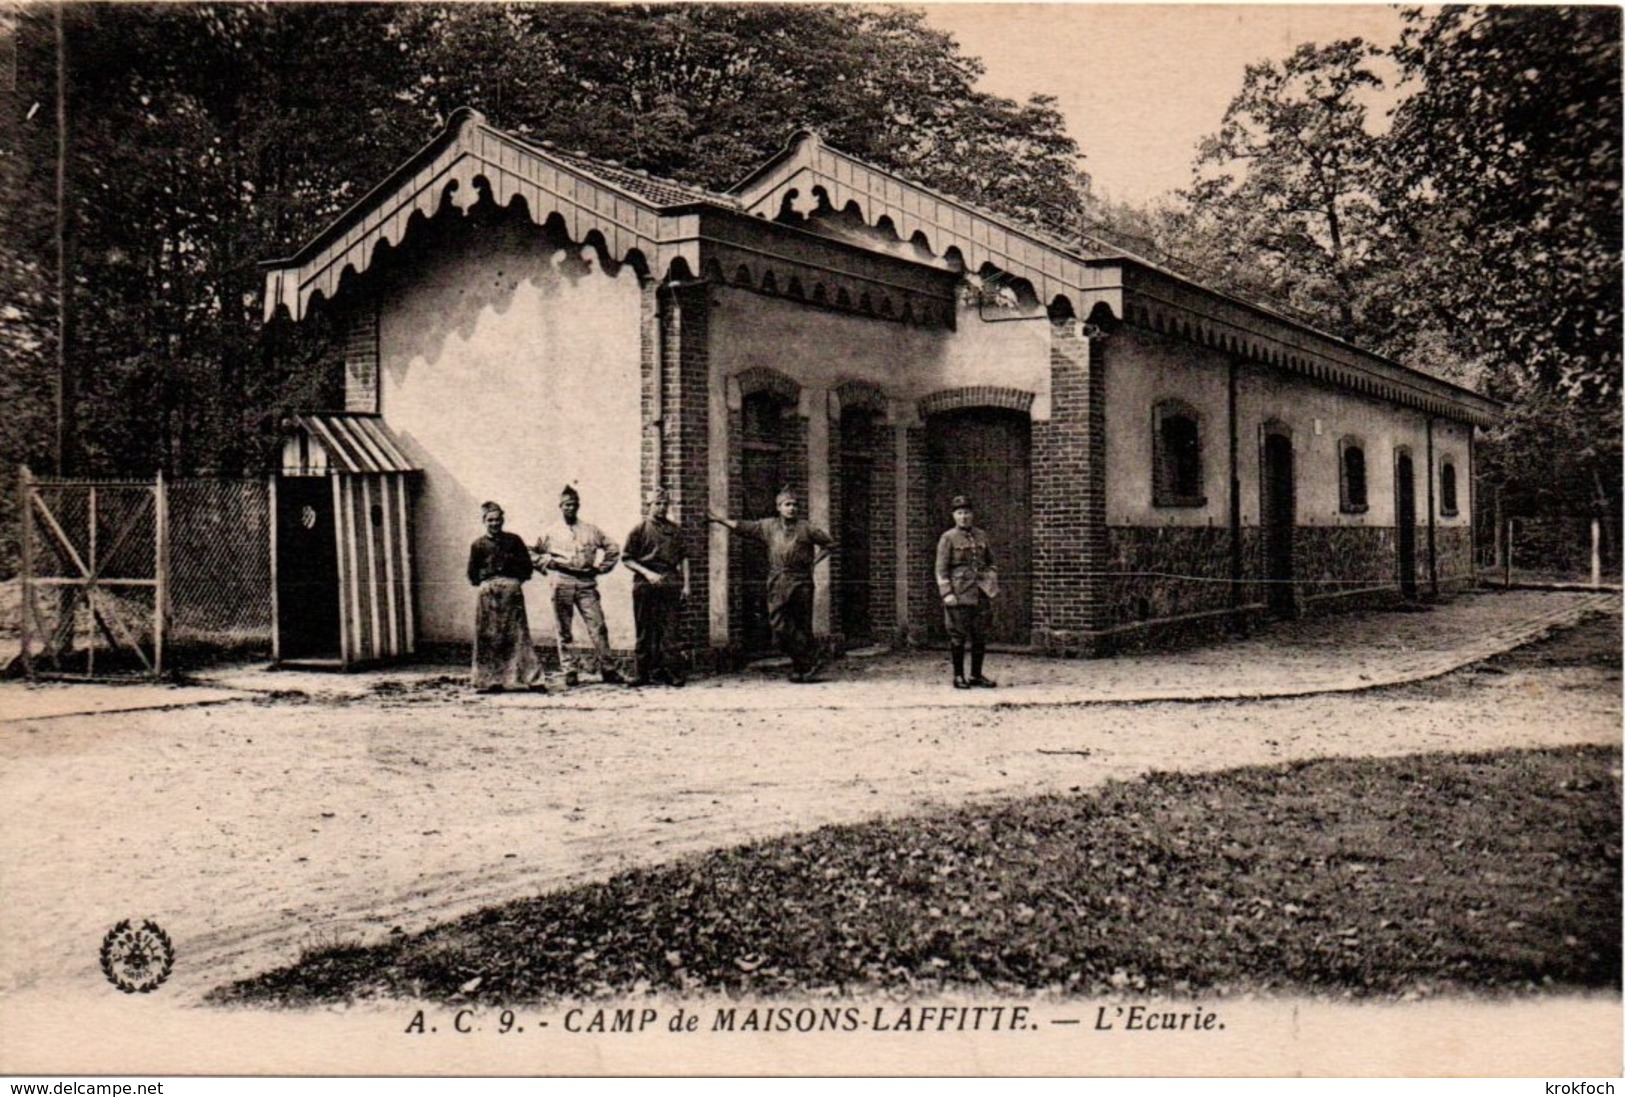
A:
259,108,1498,664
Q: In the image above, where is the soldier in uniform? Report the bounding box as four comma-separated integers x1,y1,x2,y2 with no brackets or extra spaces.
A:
935,494,998,689
621,486,690,686
533,485,622,685
709,487,835,683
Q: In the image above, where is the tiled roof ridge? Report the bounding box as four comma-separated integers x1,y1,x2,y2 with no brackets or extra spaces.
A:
502,127,741,210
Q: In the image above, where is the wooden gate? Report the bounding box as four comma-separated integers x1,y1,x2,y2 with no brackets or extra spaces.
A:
16,465,166,678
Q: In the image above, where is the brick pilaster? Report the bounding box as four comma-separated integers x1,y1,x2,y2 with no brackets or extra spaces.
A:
1032,320,1108,645
903,422,934,642
659,280,711,649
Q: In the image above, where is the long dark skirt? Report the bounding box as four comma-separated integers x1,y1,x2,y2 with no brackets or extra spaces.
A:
473,578,540,690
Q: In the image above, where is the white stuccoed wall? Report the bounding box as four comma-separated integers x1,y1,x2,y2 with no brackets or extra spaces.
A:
374,230,644,647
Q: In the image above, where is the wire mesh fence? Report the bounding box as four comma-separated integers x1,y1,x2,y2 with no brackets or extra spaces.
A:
166,478,273,656
16,468,273,679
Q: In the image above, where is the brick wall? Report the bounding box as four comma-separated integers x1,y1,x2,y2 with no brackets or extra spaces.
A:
903,424,934,642
659,281,712,649
868,424,898,639
639,278,660,501
342,303,381,413
1031,320,1107,647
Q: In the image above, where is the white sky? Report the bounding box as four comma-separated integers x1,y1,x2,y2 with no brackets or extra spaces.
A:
918,3,1410,205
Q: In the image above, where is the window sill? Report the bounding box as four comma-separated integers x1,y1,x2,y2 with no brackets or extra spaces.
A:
1153,495,1207,509
1340,504,1370,515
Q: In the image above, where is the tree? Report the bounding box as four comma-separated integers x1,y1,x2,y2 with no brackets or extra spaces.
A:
1384,6,1621,554
1384,5,1622,403
0,5,60,573
1184,39,1388,338
389,4,1087,229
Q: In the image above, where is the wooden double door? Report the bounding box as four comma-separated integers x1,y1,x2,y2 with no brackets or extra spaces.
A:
924,407,1032,644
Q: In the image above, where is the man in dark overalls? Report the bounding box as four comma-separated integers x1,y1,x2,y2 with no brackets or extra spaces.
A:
622,486,690,686
709,487,835,682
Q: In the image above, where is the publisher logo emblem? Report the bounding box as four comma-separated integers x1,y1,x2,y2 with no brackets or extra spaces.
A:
100,919,174,993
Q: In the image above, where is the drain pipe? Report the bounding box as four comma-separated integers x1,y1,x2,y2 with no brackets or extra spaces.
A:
1228,357,1243,626
1426,416,1438,598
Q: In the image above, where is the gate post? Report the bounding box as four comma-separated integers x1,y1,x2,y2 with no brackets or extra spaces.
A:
154,469,167,677
1591,518,1602,590
18,464,34,680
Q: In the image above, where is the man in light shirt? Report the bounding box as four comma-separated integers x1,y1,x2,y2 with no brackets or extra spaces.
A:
533,485,622,685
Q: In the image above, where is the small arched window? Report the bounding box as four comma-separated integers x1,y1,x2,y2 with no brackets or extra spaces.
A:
1153,400,1205,507
1440,460,1459,517
1339,437,1369,514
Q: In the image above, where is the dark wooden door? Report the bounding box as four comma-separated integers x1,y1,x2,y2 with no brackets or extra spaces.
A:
740,392,788,654
276,475,341,658
925,407,1031,643
1395,451,1418,598
1262,432,1296,617
838,409,879,642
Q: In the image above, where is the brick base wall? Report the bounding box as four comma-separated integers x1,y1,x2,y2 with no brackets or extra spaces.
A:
1294,525,1402,607
1435,524,1474,589
1103,526,1245,625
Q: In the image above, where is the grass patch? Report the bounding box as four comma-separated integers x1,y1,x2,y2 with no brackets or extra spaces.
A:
211,745,1621,1006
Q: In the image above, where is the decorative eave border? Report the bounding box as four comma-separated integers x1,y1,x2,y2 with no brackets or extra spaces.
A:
260,108,708,322
732,131,1118,318
1108,261,1502,428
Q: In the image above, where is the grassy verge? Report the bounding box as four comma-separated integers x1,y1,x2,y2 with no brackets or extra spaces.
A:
212,743,1620,1006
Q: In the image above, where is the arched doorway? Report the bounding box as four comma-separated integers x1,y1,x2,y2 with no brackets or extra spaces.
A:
1261,427,1297,618
925,406,1031,644
739,389,793,653
1395,448,1418,599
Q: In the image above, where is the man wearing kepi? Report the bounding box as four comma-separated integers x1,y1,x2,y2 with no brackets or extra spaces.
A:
622,486,690,687
936,494,998,689
709,487,835,683
533,485,622,686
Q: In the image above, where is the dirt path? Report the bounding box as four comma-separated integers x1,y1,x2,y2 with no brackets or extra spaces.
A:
1,608,1617,1007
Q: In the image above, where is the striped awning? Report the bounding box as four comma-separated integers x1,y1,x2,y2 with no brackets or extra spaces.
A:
282,413,419,476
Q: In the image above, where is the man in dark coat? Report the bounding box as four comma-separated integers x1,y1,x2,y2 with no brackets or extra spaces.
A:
622,486,690,686
709,487,835,682
935,494,998,689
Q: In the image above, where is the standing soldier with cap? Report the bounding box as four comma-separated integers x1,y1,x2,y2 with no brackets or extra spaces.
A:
709,487,835,683
935,494,998,689
533,485,622,685
622,486,690,687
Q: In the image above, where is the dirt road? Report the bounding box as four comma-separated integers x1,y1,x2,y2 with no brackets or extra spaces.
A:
1,604,1617,1008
